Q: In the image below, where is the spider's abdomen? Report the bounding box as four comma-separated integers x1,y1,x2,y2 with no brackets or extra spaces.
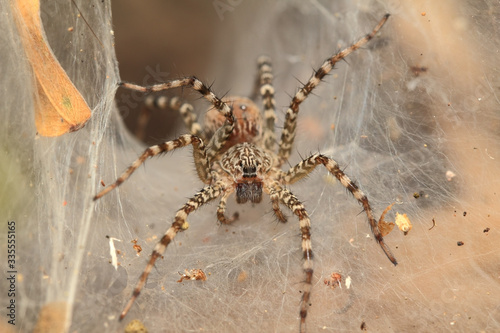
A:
204,97,262,151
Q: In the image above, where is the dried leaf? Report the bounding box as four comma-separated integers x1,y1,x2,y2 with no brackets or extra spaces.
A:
378,220,395,237
378,202,396,237
13,0,91,136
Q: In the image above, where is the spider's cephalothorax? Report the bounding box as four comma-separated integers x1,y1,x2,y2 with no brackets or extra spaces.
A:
94,14,395,333
205,97,263,151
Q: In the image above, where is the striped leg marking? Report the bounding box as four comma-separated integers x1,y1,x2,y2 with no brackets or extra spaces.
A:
280,153,398,265
272,188,312,332
217,189,239,224
120,77,234,126
269,188,287,223
257,56,277,152
119,185,222,320
93,134,209,200
144,95,203,138
122,78,236,165
277,14,390,165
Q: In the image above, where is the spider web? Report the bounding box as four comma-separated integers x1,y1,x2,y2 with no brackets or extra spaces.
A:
1,0,500,332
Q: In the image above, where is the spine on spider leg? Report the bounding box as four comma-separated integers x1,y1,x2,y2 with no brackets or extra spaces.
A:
119,185,222,320
120,77,234,123
279,154,397,265
120,77,234,141
277,14,390,165
320,156,398,266
189,77,236,158
275,188,313,330
93,135,207,200
205,113,237,162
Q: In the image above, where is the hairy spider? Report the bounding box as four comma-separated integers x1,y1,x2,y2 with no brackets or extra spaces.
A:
94,14,396,332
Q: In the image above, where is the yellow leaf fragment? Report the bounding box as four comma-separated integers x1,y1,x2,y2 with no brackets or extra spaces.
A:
395,212,412,235
13,0,91,136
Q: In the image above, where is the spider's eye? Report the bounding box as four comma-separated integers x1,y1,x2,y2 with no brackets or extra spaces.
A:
240,104,247,111
242,166,256,175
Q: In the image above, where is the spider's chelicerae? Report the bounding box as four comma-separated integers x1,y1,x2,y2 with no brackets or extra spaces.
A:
94,13,396,332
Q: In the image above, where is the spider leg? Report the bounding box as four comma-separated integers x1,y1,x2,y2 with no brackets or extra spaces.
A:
217,189,239,224
144,95,204,139
119,184,223,320
120,77,232,122
269,189,287,223
269,186,312,332
280,153,398,265
257,56,277,152
121,77,236,164
277,14,390,166
93,134,210,200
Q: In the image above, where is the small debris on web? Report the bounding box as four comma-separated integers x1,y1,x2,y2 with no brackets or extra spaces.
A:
410,65,428,76
457,241,464,246
131,239,142,256
429,218,436,230
345,276,352,289
483,227,490,233
395,213,412,235
106,235,122,270
125,319,148,333
177,269,207,283
237,270,248,282
413,191,428,199
446,170,456,181
324,272,342,290
378,203,395,237
360,321,367,331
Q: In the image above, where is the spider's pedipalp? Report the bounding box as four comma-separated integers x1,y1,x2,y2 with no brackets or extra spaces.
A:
93,134,209,200
217,188,239,224
119,184,223,320
277,14,390,165
270,193,287,223
280,153,398,265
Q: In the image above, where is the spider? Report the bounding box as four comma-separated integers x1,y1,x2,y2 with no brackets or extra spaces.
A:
94,13,396,332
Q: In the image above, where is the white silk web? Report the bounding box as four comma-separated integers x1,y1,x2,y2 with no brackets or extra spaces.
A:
1,0,499,332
